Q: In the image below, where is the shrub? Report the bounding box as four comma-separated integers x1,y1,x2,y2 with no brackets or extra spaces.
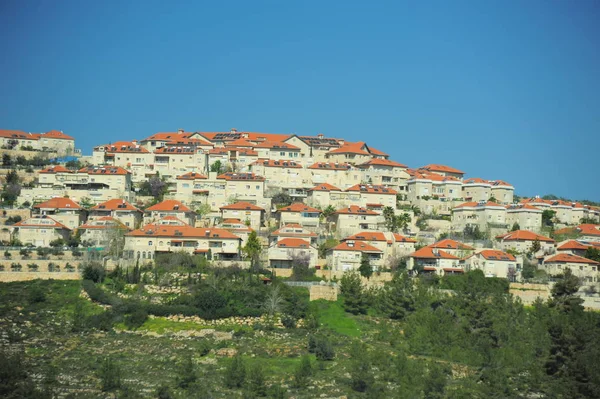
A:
51,247,64,256
281,313,297,329
308,334,335,361
176,354,196,389
48,263,60,272
10,263,22,272
124,307,148,330
4,250,11,259
293,355,312,388
246,362,267,397
72,248,83,257
27,263,38,272
98,357,121,391
19,248,31,258
28,283,46,303
81,262,105,283
224,354,246,388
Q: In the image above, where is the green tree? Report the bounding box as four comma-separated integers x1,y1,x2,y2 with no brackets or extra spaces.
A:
511,222,520,231
340,272,368,315
224,354,246,388
293,355,312,388
383,206,397,232
349,342,374,393
243,230,262,271
271,191,292,208
542,210,556,227
210,160,224,173
358,253,373,279
380,271,416,320
98,357,121,392
530,238,541,254
176,354,196,389
550,268,583,313
246,362,267,397
584,247,600,262
395,212,412,231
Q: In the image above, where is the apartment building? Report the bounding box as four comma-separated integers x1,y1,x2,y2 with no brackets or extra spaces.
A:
219,202,264,230
0,130,75,155
326,240,384,272
22,165,133,204
333,205,382,237
341,231,416,264
356,159,410,192
428,239,475,258
325,142,374,165
88,198,143,229
10,216,71,247
408,246,462,275
463,249,518,279
452,201,507,231
556,240,595,257
0,129,40,149
33,197,85,229
496,230,555,255
153,146,207,180
145,200,196,226
283,134,343,162
92,141,153,182
418,164,465,180
267,238,318,269
77,217,129,247
542,253,599,284
219,219,253,246
249,160,305,196
269,224,318,246
276,203,321,230
406,171,463,203
306,183,343,209
207,147,259,172
344,184,397,209
505,204,542,232
124,219,242,260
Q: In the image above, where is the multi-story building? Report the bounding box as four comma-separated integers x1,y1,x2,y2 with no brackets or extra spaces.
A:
33,197,85,229
306,183,343,209
276,203,322,230
408,246,462,275
463,249,518,280
88,198,143,229
344,184,398,209
496,230,555,255
452,201,507,231
77,217,129,248
462,178,492,203
267,238,318,269
219,202,264,230
505,204,542,232
145,200,196,226
333,205,382,237
356,159,410,193
10,216,71,247
542,253,599,284
341,231,416,264
269,224,318,246
326,240,384,272
417,164,465,180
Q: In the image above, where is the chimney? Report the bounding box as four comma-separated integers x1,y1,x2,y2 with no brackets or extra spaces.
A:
338,139,344,145
231,128,237,133
317,133,324,139
178,128,184,134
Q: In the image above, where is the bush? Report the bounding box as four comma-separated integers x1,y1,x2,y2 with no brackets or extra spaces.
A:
27,263,38,272
308,334,335,361
72,248,83,257
176,354,196,389
28,283,46,303
98,357,121,391
4,250,11,259
48,262,60,272
124,307,148,330
281,313,297,329
19,248,31,258
82,262,105,283
10,263,22,272
224,354,246,388
293,355,312,388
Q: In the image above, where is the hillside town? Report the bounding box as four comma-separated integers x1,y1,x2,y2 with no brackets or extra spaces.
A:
1,127,599,289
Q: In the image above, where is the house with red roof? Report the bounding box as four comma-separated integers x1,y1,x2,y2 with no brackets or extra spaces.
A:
0,129,40,150
33,197,84,229
505,204,542,233
418,164,465,180
306,183,343,209
92,141,153,182
556,240,594,257
207,147,259,172
276,203,322,231
452,201,508,231
283,134,344,162
333,205,382,237
345,184,398,209
325,142,374,165
35,130,75,155
220,202,265,230
145,200,196,226
341,231,417,265
496,230,555,255
542,253,599,284
462,178,493,203
267,238,318,269
406,171,463,214
89,199,143,228
326,240,384,272
307,162,359,190
10,216,71,247
124,222,242,260
428,239,475,258
463,249,518,280
408,246,463,275
218,218,254,246
269,224,318,246
356,158,410,193
77,217,129,248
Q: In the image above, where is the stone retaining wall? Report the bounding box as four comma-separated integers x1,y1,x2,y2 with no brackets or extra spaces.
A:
310,285,338,301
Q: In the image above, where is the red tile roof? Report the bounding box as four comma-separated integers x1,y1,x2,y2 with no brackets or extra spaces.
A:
0,130,37,140
575,224,600,237
201,132,292,143
39,165,71,174
276,238,312,249
12,216,70,230
463,178,492,185
308,162,352,170
271,224,317,237
419,164,465,175
410,247,459,259
332,241,382,252
393,233,417,243
91,199,141,212
557,240,591,251
430,239,474,250
454,201,505,209
146,200,192,213
335,205,379,215
220,202,265,211
344,232,387,241
154,146,195,154
368,147,389,157
545,253,599,265
177,172,208,180
34,197,82,210
78,216,128,230
327,141,370,155
217,172,265,181
143,132,195,141
253,141,299,150
478,249,516,261
41,130,75,140
506,204,542,212
252,159,302,168
165,137,212,147
209,147,259,156
308,183,342,192
278,203,322,213
345,184,398,195
496,230,555,242
79,166,130,175
98,141,149,153
127,224,240,239
358,159,407,168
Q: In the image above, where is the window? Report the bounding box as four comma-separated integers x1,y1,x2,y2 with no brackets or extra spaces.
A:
256,185,260,190
148,241,153,246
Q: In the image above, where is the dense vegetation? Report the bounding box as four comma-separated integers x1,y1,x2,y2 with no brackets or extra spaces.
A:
1,257,599,398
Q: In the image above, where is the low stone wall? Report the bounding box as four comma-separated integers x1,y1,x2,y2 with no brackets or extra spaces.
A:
316,270,393,285
0,271,80,282
509,282,551,305
310,285,338,301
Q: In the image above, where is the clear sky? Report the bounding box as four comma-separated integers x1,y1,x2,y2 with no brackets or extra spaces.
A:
1,0,599,201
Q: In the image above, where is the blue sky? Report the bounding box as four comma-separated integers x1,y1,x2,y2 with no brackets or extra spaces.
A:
1,0,599,200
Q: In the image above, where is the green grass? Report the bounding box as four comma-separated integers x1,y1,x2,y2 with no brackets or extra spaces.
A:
311,299,361,337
